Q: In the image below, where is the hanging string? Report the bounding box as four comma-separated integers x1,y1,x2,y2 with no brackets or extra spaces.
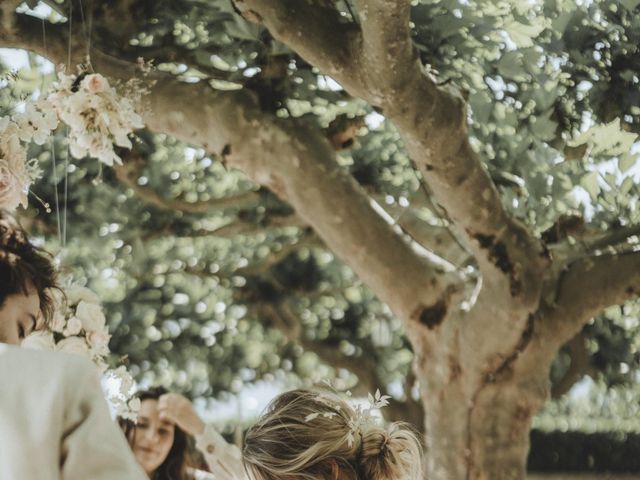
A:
67,1,73,69
61,0,74,247
41,16,62,242
78,0,93,67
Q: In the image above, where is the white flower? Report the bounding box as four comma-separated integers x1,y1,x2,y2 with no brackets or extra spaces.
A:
21,330,55,351
56,336,90,356
87,329,111,356
113,396,140,422
64,316,83,336
110,366,135,396
305,413,320,422
47,70,144,166
75,300,106,333
94,358,109,374
0,120,31,211
81,73,110,94
66,285,101,305
103,366,138,421
128,397,141,413
12,100,59,145
50,311,67,333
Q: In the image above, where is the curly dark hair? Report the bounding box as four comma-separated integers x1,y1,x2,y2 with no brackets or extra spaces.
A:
119,387,192,480
0,211,58,322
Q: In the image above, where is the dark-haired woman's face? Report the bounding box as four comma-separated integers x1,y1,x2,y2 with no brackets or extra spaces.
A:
0,289,39,345
130,399,176,476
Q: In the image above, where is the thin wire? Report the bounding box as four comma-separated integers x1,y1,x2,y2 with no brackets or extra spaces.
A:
78,0,92,66
86,0,94,66
62,1,74,246
42,17,62,242
67,1,73,69
62,134,69,247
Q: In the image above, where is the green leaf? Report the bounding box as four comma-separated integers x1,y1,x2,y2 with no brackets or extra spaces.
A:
497,52,524,79
620,177,634,196
619,153,638,173
620,0,640,11
580,171,600,201
530,109,558,141
568,119,639,157
504,21,546,48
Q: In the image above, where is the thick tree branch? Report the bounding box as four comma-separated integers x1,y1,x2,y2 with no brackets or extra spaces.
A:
584,223,640,252
0,1,22,33
383,200,473,270
257,301,379,389
234,0,362,90
539,251,640,350
113,159,260,214
236,232,321,276
551,332,591,399
242,0,548,312
3,12,457,322
355,0,415,92
140,213,304,244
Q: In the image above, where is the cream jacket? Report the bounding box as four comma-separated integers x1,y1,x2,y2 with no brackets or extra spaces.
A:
195,423,246,480
0,344,147,480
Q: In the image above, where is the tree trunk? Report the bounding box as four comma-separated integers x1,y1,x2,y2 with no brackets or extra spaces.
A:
421,371,549,480
413,309,554,480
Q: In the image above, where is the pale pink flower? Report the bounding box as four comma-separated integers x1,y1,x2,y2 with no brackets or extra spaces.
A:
48,70,144,166
66,285,101,305
21,330,55,351
75,300,106,332
87,328,111,351
81,73,110,94
12,100,59,145
64,316,83,336
0,121,31,211
50,311,67,333
56,336,90,356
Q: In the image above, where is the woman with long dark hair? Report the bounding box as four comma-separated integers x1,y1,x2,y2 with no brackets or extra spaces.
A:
120,386,245,480
120,387,192,480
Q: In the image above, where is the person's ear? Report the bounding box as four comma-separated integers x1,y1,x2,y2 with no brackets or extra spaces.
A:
329,460,340,480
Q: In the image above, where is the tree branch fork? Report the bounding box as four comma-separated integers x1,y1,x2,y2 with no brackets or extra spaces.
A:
3,4,639,398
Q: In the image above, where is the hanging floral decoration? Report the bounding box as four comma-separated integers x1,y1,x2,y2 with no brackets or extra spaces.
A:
0,118,40,211
0,63,149,212
22,282,140,421
48,70,145,166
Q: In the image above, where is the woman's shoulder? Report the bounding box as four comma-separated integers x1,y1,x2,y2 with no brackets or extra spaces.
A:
188,467,217,480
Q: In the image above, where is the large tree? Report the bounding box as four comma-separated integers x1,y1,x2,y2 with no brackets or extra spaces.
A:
2,0,640,478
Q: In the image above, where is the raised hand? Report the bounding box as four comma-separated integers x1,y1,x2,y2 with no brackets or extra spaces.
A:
157,393,205,437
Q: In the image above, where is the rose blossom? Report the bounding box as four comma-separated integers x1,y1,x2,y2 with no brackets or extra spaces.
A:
50,311,67,333
21,330,55,351
66,285,101,305
0,121,30,211
12,100,59,145
64,316,83,336
81,73,110,94
75,300,106,332
56,336,90,356
88,329,111,357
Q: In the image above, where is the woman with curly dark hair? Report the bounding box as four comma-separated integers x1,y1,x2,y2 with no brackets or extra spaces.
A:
0,211,57,344
0,211,146,480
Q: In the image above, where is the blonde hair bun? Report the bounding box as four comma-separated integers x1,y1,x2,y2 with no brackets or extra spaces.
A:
243,388,424,480
358,422,423,480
